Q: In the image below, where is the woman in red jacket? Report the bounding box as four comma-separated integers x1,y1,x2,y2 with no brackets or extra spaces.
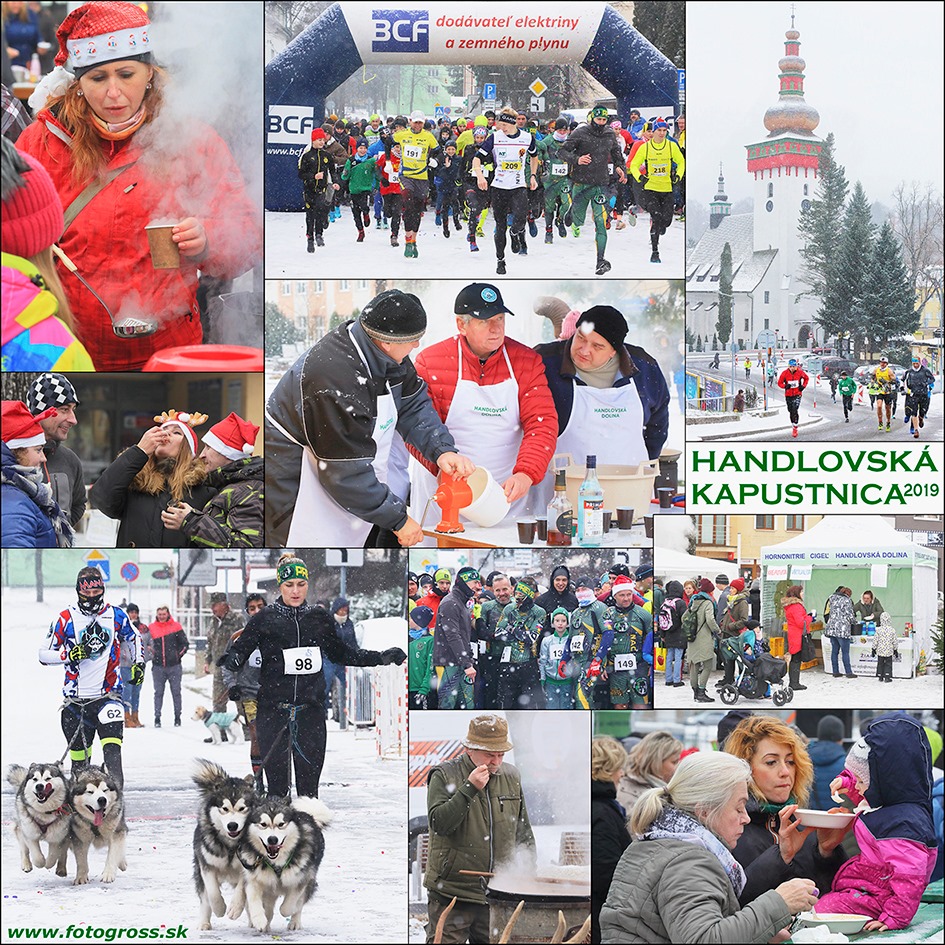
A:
782,584,811,691
17,2,260,371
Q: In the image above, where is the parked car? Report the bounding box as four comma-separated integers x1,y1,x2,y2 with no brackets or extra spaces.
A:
819,357,860,379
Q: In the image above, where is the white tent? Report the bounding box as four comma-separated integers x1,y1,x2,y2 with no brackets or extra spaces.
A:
760,516,938,676
655,547,740,583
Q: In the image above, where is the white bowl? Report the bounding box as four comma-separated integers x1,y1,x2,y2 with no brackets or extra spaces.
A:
793,808,856,829
800,913,870,934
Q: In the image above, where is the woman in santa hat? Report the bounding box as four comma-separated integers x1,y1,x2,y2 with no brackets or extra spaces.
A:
1,401,74,547
159,411,263,548
89,408,216,547
15,1,260,372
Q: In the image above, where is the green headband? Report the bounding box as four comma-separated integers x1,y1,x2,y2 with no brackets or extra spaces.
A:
277,561,309,585
515,582,536,600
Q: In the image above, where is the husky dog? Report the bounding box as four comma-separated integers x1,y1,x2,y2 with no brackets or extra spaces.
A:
192,758,258,930
239,795,331,932
68,765,127,884
192,706,245,745
6,763,72,876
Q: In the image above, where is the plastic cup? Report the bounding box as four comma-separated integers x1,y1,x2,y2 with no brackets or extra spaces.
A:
535,516,548,542
516,518,537,544
602,510,613,531
616,507,634,529
145,224,180,269
657,487,674,510
644,515,654,538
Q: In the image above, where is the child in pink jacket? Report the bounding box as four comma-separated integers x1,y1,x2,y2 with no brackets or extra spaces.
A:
817,712,937,932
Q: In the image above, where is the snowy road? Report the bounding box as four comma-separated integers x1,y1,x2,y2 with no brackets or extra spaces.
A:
265,207,685,281
1,592,407,943
652,664,944,710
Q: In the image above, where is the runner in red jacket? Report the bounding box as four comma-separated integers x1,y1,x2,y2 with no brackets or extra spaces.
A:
777,359,810,437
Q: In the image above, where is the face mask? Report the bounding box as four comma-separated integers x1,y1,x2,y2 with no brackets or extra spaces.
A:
553,130,568,142
577,591,594,607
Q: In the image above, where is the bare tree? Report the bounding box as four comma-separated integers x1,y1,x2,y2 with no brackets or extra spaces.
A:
890,181,945,320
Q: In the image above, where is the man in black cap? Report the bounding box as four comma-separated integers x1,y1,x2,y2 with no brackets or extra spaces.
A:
408,283,557,531
265,289,474,547
533,305,669,510
714,573,733,626
27,372,86,527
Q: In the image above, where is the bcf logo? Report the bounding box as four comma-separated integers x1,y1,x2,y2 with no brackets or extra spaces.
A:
268,105,317,145
372,9,429,52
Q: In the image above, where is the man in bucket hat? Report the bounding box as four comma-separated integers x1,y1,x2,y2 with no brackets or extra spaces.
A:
424,714,535,943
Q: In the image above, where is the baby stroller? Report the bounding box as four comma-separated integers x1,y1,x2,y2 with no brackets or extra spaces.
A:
717,630,794,707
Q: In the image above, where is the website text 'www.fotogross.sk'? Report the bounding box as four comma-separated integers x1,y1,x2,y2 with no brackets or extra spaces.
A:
6,927,188,942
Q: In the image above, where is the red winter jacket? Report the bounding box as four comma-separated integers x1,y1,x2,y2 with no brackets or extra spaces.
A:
782,596,810,656
777,367,809,398
379,153,403,195
16,111,260,371
411,335,558,485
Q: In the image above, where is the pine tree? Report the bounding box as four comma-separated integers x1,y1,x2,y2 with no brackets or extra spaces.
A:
860,221,918,353
712,332,718,351
820,181,874,359
716,242,733,345
798,133,848,337
632,1,685,67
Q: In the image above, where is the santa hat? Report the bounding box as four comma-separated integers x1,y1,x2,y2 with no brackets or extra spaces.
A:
154,409,208,456
1,141,64,260
55,1,153,77
2,401,57,449
203,413,259,462
612,575,634,593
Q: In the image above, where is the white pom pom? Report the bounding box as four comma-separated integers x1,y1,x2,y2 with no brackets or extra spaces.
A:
28,66,76,112
242,444,253,454
178,412,191,422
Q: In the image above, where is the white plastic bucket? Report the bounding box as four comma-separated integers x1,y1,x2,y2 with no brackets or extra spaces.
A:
563,459,659,524
459,466,508,528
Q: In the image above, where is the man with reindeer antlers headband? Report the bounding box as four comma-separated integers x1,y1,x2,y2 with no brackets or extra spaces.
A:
89,408,216,547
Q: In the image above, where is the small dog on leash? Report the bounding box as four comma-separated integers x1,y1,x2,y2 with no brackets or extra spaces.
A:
7,762,72,876
193,706,245,745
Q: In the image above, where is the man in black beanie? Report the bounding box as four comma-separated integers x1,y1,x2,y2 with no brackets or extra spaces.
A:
534,304,670,511
265,289,474,547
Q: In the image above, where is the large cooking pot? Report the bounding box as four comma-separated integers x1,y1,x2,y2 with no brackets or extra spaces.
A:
486,876,590,943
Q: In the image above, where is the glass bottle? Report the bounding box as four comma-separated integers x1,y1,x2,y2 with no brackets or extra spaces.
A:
577,455,604,547
546,470,572,546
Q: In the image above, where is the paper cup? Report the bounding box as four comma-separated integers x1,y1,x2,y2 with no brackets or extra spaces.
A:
146,224,180,269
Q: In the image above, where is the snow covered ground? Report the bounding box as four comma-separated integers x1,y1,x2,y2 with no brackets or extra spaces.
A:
265,207,685,281
1,591,407,943
652,663,944,710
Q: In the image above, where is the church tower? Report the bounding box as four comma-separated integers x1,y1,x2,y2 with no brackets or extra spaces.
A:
709,163,731,230
745,19,822,333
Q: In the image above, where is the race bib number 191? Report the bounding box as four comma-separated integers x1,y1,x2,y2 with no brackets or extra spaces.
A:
283,646,322,675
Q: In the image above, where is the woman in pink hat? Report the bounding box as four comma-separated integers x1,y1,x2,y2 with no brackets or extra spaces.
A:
16,1,260,371
1,400,74,547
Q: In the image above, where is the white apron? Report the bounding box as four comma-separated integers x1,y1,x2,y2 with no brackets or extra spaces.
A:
410,339,531,531
532,377,648,509
275,326,401,547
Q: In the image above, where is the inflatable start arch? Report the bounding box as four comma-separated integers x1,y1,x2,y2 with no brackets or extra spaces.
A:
265,2,680,211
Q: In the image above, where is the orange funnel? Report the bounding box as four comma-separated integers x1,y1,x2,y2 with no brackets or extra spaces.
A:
433,474,474,533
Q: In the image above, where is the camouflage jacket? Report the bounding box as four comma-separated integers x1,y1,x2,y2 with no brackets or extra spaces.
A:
181,457,263,548
206,609,244,668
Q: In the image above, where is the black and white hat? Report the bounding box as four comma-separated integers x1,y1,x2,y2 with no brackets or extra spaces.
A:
27,373,79,415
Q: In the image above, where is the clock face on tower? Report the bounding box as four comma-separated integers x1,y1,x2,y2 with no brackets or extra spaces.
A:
801,199,811,211
766,200,774,212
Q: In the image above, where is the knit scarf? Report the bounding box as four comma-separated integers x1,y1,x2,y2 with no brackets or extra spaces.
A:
90,106,147,140
272,599,311,620
576,353,620,389
1,460,74,547
643,806,746,897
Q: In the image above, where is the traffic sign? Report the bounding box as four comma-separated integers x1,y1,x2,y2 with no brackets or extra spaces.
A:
212,550,241,567
177,549,217,586
483,83,496,100
325,549,364,567
530,96,544,113
84,549,110,582
120,562,139,583
528,78,547,97
434,104,446,118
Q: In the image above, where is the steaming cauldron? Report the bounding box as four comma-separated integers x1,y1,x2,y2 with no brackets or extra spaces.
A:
486,876,590,943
